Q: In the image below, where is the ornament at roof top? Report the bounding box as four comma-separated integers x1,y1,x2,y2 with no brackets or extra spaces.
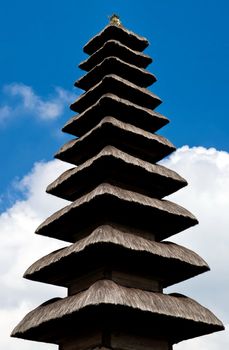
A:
109,14,122,26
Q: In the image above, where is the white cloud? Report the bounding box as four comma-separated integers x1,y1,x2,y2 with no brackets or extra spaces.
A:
1,146,228,349
0,105,12,123
0,83,76,122
0,304,57,350
0,159,71,350
161,146,229,349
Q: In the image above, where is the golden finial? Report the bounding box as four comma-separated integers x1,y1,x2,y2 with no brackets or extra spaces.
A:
109,14,122,26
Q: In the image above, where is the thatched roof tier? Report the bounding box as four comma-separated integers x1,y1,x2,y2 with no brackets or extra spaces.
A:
70,75,161,113
25,224,209,289
55,117,175,166
76,57,156,91
83,24,149,55
48,146,186,201
63,94,168,137
11,280,224,344
36,183,198,242
79,40,152,71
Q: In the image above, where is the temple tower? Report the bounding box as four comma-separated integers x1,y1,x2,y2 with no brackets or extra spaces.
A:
12,16,224,350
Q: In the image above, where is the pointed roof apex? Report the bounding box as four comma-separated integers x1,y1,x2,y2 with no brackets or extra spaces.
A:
83,23,149,55
109,14,122,26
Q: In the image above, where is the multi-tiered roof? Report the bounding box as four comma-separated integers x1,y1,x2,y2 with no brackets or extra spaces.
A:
12,17,224,350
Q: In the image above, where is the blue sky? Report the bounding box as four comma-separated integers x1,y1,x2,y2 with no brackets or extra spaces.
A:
1,2,229,350
0,0,228,210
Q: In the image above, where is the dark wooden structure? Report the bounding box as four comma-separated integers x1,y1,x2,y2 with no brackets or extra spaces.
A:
12,18,224,350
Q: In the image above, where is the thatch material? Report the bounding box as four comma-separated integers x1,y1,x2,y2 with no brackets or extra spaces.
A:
48,146,186,201
79,39,152,71
76,56,156,91
83,24,149,55
36,183,198,242
12,279,224,342
55,116,175,166
63,93,168,137
24,224,209,288
70,74,161,113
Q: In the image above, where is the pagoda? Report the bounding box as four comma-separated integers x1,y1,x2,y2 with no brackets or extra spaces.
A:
12,16,224,350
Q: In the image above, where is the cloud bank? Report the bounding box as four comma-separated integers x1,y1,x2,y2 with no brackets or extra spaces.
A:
161,146,229,348
1,146,228,349
0,83,76,123
0,159,71,350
